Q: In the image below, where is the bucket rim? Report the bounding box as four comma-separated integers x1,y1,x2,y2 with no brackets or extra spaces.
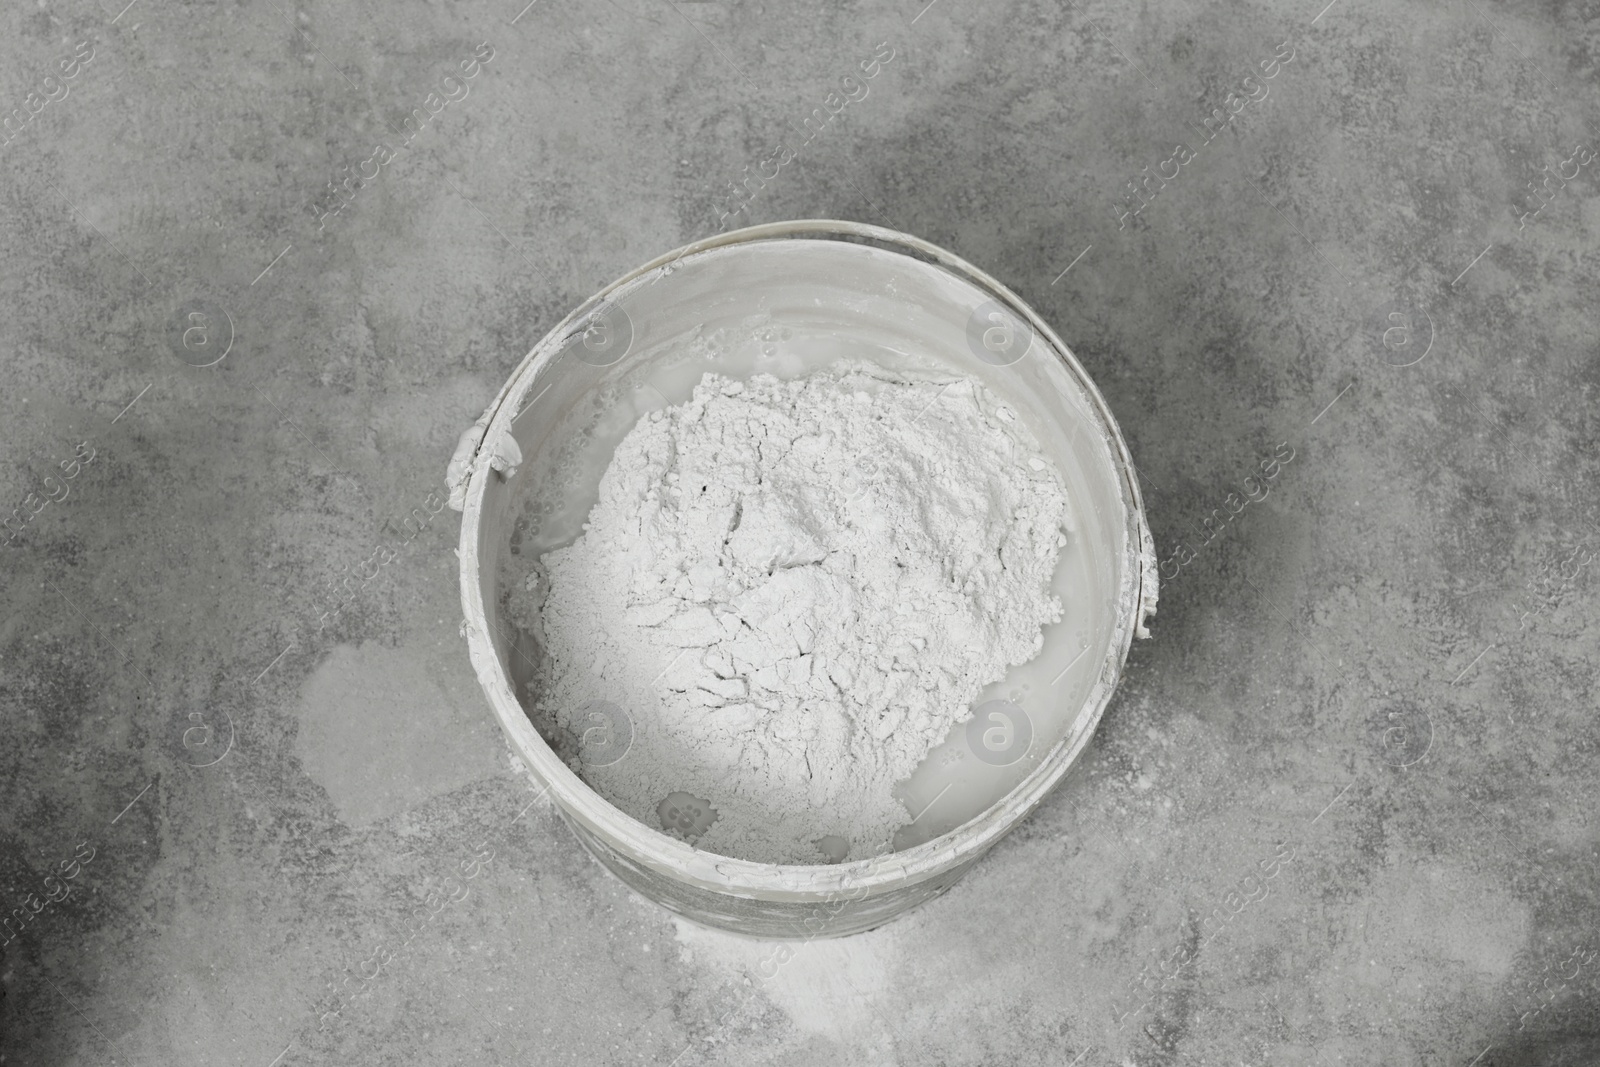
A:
457,218,1157,899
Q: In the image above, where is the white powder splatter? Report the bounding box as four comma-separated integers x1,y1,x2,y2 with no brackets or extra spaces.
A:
526,362,1068,864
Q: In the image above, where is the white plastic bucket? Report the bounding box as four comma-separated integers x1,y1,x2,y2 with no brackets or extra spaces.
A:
454,220,1156,937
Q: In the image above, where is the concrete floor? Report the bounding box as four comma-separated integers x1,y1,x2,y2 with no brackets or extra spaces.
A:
2,0,1598,1063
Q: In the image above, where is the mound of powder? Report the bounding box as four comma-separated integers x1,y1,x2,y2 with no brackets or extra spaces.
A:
528,362,1068,864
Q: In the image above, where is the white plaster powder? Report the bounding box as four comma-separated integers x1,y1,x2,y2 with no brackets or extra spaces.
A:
526,361,1068,864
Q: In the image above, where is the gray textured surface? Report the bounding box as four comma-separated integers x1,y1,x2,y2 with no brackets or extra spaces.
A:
1,0,1597,1064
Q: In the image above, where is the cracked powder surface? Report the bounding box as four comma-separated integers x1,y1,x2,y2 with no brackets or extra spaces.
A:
530,361,1068,864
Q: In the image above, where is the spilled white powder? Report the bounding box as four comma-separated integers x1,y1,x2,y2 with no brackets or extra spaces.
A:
528,361,1068,864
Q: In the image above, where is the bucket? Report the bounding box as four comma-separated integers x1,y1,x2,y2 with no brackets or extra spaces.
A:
453,220,1156,937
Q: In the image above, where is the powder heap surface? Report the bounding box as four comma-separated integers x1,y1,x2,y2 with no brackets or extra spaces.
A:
530,362,1068,864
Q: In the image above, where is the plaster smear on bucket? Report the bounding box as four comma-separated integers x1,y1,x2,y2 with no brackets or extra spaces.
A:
526,360,1068,864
